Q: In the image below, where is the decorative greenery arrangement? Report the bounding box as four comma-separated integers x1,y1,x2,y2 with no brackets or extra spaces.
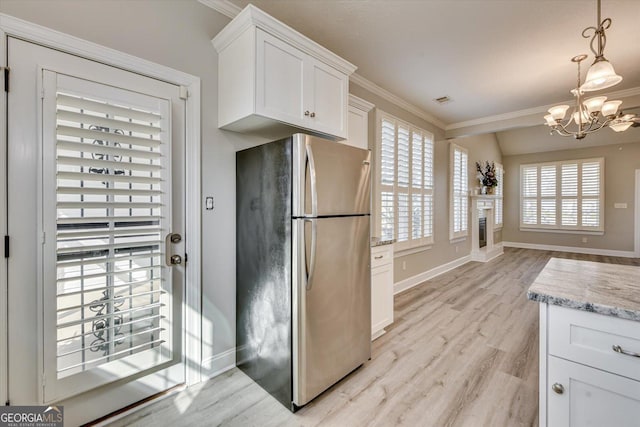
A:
476,161,498,188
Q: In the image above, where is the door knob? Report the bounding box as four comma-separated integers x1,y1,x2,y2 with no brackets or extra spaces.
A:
170,254,182,265
552,383,564,394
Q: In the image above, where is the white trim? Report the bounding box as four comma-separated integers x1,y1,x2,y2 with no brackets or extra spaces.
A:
198,0,242,19
350,73,446,129
0,13,203,392
502,241,637,258
0,28,8,407
446,86,640,131
394,255,471,295
348,93,375,112
201,348,236,379
635,170,640,257
394,244,432,258
211,5,356,75
519,228,604,236
538,303,549,427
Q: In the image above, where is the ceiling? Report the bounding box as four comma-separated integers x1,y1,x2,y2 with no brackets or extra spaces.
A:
228,0,640,130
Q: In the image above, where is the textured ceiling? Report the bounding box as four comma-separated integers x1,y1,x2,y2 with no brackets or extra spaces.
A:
230,0,640,127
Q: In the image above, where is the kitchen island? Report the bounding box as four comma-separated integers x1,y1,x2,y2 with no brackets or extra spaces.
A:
528,257,640,427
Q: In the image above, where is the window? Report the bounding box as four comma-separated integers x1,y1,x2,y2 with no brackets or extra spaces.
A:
520,158,604,232
449,143,468,240
377,111,434,250
495,163,504,229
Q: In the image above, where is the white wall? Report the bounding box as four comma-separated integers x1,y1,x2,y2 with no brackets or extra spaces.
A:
0,0,266,377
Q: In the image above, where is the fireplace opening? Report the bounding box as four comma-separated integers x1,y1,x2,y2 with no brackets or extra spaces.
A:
479,217,487,248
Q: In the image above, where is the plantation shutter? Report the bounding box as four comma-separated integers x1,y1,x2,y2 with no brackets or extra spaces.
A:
43,72,174,391
423,133,434,240
519,158,603,231
494,164,504,228
396,126,410,242
450,144,468,239
380,119,395,241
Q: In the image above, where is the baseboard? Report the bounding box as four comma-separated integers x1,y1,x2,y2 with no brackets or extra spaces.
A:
202,347,236,379
393,255,471,295
502,241,638,259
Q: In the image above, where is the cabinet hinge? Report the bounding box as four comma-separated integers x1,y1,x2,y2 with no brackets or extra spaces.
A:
3,236,8,258
5,399,9,406
179,86,189,100
184,253,188,263
3,67,8,93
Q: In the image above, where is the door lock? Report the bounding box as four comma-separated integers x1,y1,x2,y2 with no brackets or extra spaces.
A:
169,233,182,243
165,233,183,266
170,254,183,265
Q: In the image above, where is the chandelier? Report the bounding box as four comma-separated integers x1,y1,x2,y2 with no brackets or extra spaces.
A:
543,0,635,139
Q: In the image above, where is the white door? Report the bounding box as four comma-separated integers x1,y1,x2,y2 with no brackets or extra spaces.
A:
7,38,186,425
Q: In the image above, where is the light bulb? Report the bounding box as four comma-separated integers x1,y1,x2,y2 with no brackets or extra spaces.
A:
548,105,570,120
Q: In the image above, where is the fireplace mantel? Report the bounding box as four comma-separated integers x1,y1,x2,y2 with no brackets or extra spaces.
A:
470,195,504,262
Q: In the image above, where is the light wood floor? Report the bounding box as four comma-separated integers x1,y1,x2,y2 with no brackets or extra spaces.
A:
106,248,640,427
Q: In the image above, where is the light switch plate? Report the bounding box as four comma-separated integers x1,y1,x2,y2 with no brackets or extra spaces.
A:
614,203,627,209
205,197,214,210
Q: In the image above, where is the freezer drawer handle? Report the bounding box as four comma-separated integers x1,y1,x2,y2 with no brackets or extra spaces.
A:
305,219,317,290
306,143,318,217
613,345,640,358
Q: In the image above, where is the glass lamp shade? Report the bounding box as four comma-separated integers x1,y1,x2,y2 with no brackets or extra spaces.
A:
572,110,591,125
601,100,622,117
609,121,633,132
544,114,557,126
583,96,607,114
548,105,570,120
580,60,623,92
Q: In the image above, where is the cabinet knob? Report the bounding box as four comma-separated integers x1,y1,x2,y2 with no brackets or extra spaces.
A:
310,112,316,118
552,383,564,395
304,110,310,116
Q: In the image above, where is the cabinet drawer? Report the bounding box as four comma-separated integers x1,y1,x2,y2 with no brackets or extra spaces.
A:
371,245,392,268
548,305,640,382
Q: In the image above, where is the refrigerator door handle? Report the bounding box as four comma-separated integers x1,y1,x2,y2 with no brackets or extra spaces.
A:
304,218,317,290
306,143,318,217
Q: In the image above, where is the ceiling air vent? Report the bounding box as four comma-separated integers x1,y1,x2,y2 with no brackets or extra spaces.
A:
433,96,451,104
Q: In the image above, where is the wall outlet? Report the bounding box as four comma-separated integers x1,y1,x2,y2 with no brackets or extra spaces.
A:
582,237,588,243
402,261,406,270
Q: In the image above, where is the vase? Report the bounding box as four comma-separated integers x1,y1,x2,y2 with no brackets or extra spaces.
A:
486,186,495,195
481,186,487,195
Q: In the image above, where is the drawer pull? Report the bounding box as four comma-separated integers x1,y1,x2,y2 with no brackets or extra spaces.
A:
551,383,564,395
374,255,384,259
612,344,640,358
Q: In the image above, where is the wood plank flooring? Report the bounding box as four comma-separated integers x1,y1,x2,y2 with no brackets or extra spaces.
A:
106,248,640,427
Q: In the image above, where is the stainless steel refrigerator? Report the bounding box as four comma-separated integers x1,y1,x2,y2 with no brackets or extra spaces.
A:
236,133,371,411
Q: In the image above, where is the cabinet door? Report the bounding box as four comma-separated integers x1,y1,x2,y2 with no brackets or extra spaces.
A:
305,57,348,139
342,105,368,150
256,29,306,127
548,356,640,427
371,263,393,338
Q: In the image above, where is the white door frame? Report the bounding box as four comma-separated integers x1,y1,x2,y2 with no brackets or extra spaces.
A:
0,14,203,403
635,169,640,258
0,21,8,407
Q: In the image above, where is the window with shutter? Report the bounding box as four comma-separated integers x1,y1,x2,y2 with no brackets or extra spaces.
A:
43,74,175,386
450,143,469,240
519,158,604,232
494,163,504,228
376,111,434,250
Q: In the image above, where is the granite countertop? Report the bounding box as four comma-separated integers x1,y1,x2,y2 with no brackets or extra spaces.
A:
527,258,640,321
371,237,395,247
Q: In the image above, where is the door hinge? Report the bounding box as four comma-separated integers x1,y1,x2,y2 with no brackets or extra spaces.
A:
3,67,8,92
41,232,46,245
4,236,8,258
179,86,189,100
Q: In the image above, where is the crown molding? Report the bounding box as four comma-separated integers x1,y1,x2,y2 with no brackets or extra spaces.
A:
446,86,640,131
348,94,375,112
198,0,241,19
349,73,446,130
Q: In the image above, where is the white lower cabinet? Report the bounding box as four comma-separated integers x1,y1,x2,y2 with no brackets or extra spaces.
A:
541,304,640,426
547,356,640,427
371,244,393,340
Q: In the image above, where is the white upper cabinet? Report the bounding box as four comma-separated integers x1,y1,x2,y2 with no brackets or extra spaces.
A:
342,95,374,150
212,5,356,140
